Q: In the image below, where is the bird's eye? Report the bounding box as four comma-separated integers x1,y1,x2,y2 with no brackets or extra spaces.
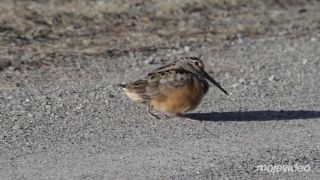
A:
194,62,199,66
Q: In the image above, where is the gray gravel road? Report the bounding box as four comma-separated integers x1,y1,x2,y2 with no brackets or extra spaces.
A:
1,32,320,179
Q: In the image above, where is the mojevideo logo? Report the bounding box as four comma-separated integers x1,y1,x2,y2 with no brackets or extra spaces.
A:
256,164,311,174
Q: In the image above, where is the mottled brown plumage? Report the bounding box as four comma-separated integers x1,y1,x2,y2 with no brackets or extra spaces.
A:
120,57,228,119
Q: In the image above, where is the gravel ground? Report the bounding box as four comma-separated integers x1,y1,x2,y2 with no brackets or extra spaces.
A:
1,33,320,179
1,0,320,179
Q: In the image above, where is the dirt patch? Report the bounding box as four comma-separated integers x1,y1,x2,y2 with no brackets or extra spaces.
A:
0,0,319,75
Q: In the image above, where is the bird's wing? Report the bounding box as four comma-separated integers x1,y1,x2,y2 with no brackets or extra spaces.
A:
145,67,194,98
121,63,195,104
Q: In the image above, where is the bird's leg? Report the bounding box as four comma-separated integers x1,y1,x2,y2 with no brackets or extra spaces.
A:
147,105,160,119
163,113,183,119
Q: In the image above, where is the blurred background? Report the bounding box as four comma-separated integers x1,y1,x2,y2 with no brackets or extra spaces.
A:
0,0,320,88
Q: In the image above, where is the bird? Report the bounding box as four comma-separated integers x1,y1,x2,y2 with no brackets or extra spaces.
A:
119,57,229,119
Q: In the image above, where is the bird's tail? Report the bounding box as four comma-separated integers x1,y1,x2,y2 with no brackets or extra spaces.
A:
118,84,127,89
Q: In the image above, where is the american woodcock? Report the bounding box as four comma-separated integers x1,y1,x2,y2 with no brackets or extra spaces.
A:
119,57,229,119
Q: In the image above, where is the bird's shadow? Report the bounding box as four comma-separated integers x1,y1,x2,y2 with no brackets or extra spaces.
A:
182,110,320,121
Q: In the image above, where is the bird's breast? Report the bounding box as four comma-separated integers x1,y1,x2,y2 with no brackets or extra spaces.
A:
151,79,208,114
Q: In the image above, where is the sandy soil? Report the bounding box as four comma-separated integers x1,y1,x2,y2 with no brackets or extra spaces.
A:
0,0,320,179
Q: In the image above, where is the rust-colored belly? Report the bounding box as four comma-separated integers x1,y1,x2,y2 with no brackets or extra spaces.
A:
150,83,207,114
